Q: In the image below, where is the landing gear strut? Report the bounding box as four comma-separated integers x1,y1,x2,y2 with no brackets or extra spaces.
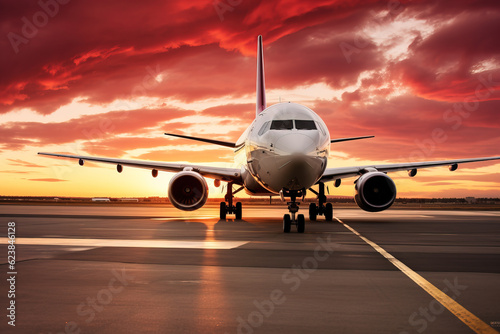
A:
282,191,305,233
219,182,244,220
308,182,333,221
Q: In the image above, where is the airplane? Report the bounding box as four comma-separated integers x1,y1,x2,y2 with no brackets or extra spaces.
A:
39,35,500,233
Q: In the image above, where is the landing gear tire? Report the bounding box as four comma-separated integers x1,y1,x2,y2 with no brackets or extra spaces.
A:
219,202,227,220
283,214,291,233
235,202,242,220
297,214,305,233
309,203,317,221
325,203,333,221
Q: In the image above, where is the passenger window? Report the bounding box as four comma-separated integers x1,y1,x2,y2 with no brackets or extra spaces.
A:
295,120,317,130
258,121,271,135
270,120,293,130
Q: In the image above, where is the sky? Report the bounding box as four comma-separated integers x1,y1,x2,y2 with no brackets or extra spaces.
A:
0,0,499,198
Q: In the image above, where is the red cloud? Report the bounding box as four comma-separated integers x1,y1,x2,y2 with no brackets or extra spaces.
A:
0,107,195,152
201,103,255,123
314,94,500,161
0,0,401,115
392,11,500,101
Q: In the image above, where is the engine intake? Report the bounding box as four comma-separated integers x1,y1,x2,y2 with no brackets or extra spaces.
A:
354,172,396,212
168,171,208,211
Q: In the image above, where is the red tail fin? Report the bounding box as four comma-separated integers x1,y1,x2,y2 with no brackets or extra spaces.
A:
256,35,266,115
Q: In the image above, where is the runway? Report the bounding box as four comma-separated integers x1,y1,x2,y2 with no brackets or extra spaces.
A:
1,204,499,334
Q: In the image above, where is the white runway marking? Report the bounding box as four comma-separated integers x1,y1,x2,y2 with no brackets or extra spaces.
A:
335,217,499,334
149,216,215,221
2,238,248,250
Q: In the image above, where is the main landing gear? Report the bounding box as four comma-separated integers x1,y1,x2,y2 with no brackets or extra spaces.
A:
282,190,305,233
308,182,333,221
219,182,244,220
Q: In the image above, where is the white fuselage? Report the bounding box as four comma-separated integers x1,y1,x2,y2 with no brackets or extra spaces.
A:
235,102,330,195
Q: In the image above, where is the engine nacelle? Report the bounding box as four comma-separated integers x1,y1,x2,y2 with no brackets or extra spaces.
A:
168,171,208,211
354,172,396,212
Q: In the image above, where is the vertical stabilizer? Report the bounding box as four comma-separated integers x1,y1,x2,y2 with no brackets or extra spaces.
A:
256,35,266,115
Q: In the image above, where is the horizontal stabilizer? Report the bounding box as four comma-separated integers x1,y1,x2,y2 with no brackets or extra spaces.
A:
331,135,374,143
165,133,236,148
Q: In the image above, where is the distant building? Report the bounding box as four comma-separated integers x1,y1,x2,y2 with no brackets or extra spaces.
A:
465,197,476,204
119,198,139,202
92,197,111,202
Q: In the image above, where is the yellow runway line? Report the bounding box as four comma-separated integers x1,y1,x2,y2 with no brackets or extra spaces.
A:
336,217,498,334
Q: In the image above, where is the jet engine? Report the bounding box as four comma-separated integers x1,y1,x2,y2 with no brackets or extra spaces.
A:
168,171,208,211
354,172,396,212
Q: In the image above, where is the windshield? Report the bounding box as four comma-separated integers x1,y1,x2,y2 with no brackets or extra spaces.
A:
295,120,317,130
270,120,293,130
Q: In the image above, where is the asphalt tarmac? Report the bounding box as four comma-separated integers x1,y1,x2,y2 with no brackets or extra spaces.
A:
1,204,499,334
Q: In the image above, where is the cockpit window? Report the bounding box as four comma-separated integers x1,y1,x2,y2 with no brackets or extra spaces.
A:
316,121,326,135
270,120,293,130
258,121,271,135
295,120,317,130
266,119,319,131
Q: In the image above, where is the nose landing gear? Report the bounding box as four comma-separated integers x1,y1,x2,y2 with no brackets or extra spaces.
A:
282,191,305,233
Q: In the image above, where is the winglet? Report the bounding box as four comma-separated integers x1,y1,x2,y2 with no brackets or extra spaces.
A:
256,35,266,115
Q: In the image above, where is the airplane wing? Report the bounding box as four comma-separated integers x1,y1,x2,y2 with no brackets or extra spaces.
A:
38,153,242,184
320,156,500,182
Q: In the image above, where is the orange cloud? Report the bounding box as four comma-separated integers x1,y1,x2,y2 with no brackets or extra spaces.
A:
27,178,67,182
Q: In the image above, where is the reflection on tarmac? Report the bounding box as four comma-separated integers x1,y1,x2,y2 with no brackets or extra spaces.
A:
2,237,248,249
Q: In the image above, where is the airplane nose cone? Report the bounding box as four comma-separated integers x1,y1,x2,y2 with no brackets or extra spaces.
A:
274,134,315,154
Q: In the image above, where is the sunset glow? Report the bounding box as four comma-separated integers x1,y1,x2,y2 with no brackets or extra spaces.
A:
1,0,499,198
